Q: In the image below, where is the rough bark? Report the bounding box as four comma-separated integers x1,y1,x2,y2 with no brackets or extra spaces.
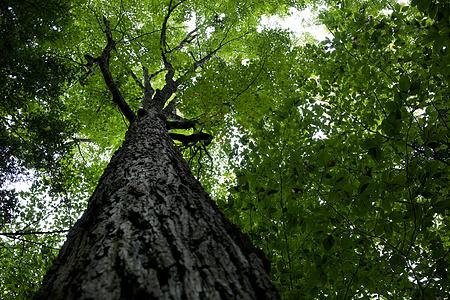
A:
34,107,279,299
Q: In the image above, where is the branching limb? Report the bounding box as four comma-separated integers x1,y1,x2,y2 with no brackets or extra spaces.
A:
141,65,167,110
162,96,177,116
92,17,136,123
162,97,198,129
142,65,166,96
142,0,183,111
160,0,186,87
143,66,155,99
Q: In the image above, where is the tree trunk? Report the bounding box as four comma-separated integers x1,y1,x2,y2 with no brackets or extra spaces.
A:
34,108,279,299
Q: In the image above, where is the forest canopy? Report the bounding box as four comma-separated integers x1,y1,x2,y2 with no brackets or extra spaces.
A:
1,0,449,299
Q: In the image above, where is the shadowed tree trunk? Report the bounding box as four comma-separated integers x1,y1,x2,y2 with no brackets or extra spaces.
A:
34,105,279,299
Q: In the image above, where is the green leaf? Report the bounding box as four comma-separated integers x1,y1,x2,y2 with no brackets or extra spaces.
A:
323,234,335,251
382,109,402,137
389,254,405,271
399,75,411,92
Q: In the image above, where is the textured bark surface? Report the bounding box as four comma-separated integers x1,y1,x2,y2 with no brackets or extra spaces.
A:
34,109,279,299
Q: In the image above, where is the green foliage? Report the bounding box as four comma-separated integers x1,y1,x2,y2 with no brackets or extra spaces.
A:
198,0,449,298
1,0,449,299
0,230,62,298
0,0,80,219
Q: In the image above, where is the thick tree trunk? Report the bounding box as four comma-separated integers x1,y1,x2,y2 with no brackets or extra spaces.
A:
34,108,279,299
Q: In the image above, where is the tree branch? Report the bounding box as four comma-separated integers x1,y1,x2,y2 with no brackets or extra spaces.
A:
143,65,155,99
129,69,145,90
64,137,93,147
169,27,199,53
166,118,197,130
160,0,186,86
169,132,212,146
196,29,252,69
176,30,252,85
119,30,160,45
229,57,266,103
142,0,187,110
2,235,61,250
0,229,69,236
94,17,136,123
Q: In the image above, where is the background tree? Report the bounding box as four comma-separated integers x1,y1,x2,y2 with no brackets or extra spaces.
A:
0,0,84,296
0,0,79,224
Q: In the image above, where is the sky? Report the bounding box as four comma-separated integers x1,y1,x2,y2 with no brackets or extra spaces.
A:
259,6,331,41
259,0,410,42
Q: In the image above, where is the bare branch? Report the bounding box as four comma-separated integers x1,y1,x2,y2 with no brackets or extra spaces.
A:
94,17,136,123
143,66,154,99
160,0,186,86
0,229,69,236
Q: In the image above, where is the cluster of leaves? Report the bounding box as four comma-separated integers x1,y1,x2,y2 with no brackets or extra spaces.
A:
190,1,449,299
0,0,80,222
0,1,109,297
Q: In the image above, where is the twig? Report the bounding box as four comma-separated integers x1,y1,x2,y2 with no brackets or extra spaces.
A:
0,229,69,236
169,27,200,53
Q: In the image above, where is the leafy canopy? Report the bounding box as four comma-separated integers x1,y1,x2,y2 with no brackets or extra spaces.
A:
1,0,449,299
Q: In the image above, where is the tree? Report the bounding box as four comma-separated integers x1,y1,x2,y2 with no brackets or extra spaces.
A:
33,3,279,296
1,0,449,299
0,1,83,296
0,0,78,227
7,0,292,298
